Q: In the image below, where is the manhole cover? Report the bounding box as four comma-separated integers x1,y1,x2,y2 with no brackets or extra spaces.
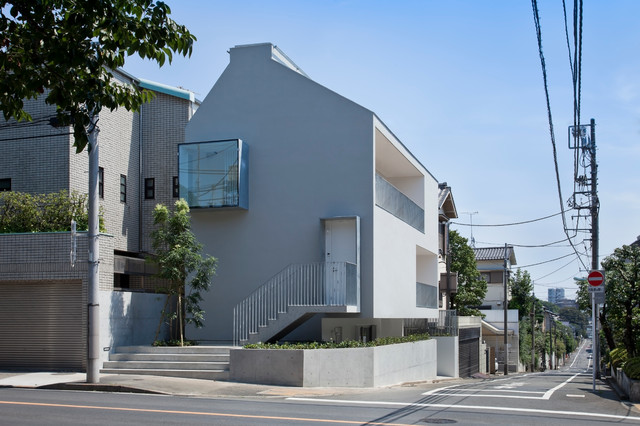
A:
421,419,457,424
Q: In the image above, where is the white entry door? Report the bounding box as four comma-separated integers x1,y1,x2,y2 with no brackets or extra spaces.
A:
323,217,359,305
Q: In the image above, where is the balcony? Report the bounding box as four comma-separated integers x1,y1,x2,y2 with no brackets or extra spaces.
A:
375,174,424,232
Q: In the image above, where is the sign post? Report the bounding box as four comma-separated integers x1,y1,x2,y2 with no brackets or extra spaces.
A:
587,270,605,392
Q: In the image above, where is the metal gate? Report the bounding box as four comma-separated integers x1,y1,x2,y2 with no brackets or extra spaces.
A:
0,280,85,370
459,327,480,377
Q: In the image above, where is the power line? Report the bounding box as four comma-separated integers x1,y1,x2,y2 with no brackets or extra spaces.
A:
530,0,588,271
475,237,573,248
533,257,579,281
451,211,562,227
517,251,580,268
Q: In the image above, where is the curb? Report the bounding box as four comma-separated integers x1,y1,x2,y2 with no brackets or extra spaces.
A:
38,382,166,395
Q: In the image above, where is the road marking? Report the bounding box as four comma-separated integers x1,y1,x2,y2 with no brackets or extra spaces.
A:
566,394,585,398
287,397,640,422
569,339,588,368
542,372,581,400
0,400,418,426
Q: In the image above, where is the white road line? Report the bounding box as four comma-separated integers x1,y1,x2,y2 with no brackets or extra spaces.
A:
566,394,585,398
419,392,545,400
286,397,640,422
570,339,588,368
542,372,581,400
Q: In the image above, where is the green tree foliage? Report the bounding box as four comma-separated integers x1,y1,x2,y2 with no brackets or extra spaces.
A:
150,199,217,346
449,230,487,316
596,244,640,356
0,0,196,152
558,306,589,338
508,268,533,320
0,190,104,233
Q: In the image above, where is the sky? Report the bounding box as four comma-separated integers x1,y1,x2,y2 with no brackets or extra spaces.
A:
123,0,640,301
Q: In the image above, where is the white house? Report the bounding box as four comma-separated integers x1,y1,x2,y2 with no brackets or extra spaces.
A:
182,43,441,344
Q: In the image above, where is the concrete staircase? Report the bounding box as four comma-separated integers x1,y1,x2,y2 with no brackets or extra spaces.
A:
101,345,233,380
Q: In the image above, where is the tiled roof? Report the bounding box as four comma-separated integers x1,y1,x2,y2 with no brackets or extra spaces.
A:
473,246,517,264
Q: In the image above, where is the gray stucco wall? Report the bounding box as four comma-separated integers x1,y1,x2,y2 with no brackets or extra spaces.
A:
185,44,377,342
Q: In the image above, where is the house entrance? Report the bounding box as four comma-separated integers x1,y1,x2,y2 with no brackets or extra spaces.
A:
322,217,360,305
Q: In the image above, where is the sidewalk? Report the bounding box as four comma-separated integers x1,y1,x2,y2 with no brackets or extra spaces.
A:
0,371,407,398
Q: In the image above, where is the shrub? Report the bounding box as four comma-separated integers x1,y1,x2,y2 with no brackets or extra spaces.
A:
623,357,640,380
243,333,430,350
610,347,629,368
0,190,105,233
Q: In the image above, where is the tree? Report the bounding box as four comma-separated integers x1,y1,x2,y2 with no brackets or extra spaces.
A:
596,244,640,356
150,200,217,346
509,268,533,320
449,230,487,316
0,0,195,152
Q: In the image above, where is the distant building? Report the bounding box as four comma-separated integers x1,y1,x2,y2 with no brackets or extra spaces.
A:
548,288,565,304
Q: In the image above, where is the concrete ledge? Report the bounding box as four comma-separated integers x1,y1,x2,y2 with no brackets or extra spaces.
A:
230,339,437,387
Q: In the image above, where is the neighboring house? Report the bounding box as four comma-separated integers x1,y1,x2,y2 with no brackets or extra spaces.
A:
0,70,198,370
474,246,516,310
437,182,458,310
181,43,443,345
473,245,522,372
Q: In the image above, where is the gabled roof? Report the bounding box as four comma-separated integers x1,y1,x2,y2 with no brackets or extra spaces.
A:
473,246,517,265
438,183,457,221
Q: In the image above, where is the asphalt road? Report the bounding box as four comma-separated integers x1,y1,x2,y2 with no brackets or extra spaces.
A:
0,339,638,425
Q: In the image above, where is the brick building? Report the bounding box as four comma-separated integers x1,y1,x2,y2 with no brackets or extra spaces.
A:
0,70,198,370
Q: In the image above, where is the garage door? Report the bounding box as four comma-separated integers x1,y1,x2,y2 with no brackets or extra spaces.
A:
0,280,85,370
459,327,480,378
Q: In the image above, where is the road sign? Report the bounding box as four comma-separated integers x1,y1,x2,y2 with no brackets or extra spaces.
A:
587,270,605,293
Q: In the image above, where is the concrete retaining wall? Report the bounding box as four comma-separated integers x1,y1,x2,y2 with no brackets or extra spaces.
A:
230,339,437,387
612,366,640,402
434,336,458,377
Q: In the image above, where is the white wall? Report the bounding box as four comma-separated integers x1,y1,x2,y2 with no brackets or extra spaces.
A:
185,43,375,342
99,290,169,363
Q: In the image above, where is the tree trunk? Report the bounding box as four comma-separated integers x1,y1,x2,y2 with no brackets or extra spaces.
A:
153,294,171,343
178,292,184,346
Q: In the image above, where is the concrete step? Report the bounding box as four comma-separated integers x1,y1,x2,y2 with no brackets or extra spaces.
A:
103,360,230,370
115,345,235,354
100,368,230,381
109,353,229,362
102,346,234,381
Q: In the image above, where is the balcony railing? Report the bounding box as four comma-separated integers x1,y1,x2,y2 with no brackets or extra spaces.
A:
375,174,424,232
233,262,358,345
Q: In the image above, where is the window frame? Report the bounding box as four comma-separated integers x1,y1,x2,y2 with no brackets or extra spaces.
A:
0,178,11,192
172,176,179,198
120,174,127,203
144,177,155,200
98,167,104,199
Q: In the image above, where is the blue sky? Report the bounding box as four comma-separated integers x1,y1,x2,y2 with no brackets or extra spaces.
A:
123,1,640,301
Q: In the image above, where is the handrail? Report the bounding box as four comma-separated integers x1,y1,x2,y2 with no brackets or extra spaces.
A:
233,262,357,345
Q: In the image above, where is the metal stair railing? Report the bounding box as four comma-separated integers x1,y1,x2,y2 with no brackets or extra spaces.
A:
233,262,357,345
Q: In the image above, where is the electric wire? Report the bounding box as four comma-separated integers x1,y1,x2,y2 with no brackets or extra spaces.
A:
517,251,580,268
533,257,579,281
451,211,562,227
474,237,572,248
531,0,588,271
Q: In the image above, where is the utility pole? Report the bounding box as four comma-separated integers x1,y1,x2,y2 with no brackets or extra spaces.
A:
590,118,601,379
503,243,508,375
87,116,100,384
568,118,599,387
531,293,535,372
461,211,478,248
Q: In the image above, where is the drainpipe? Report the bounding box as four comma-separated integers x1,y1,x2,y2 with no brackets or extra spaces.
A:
138,104,143,252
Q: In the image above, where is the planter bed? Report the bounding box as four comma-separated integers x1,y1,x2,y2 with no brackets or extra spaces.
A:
229,339,437,387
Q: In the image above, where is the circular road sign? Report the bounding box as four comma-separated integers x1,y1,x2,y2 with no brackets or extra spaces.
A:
587,270,605,287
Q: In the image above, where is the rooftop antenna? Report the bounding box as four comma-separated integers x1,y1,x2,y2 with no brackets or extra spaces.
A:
461,211,478,247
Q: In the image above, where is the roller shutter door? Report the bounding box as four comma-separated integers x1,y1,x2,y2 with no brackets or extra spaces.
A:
0,280,85,370
459,327,480,378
